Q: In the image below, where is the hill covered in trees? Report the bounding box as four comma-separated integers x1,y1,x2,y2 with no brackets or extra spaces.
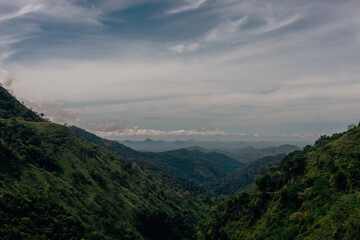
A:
198,124,360,239
70,127,295,197
213,144,300,163
70,126,244,194
0,86,207,240
3,85,358,240
205,154,285,195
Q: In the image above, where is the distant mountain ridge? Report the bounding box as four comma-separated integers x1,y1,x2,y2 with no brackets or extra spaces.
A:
120,139,305,153
70,127,299,197
70,126,245,191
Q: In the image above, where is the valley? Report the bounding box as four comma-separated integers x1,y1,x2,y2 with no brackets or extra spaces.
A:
1,85,359,240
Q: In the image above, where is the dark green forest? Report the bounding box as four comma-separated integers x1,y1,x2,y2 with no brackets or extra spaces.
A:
70,126,248,195
0,87,207,239
71,126,286,196
205,154,285,195
198,124,360,240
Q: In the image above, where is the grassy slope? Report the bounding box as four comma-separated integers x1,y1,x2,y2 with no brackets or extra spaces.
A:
0,118,207,240
198,125,360,240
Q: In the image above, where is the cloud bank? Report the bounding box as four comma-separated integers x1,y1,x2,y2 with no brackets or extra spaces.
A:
21,98,79,123
92,127,320,142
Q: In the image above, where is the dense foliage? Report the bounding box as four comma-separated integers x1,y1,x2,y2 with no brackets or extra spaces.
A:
0,118,208,239
0,86,208,239
71,126,244,192
206,154,285,195
215,145,299,163
198,124,360,239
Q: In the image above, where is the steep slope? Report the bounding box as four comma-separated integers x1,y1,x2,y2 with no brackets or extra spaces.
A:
70,126,209,195
198,125,360,240
70,126,244,185
206,154,285,195
0,86,43,121
165,149,245,175
0,87,207,240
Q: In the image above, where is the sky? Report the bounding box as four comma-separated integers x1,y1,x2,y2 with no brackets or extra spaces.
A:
0,0,359,141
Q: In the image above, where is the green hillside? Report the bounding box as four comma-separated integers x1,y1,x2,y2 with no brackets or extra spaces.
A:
0,86,207,240
214,144,300,163
205,154,285,195
198,125,360,240
70,126,244,185
0,87,43,121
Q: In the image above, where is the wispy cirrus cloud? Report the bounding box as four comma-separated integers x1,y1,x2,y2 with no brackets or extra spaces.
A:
166,0,207,15
0,1,102,25
0,4,42,22
1,0,360,139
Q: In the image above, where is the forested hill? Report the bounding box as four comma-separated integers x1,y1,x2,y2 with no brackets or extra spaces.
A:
205,154,285,195
0,86,207,240
70,126,245,185
198,124,360,240
70,126,209,195
0,86,43,121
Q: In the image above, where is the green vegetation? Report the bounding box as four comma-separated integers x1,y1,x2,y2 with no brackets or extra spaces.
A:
70,126,244,194
3,85,359,239
206,154,285,195
198,124,360,239
0,86,207,239
215,145,299,163
164,149,245,183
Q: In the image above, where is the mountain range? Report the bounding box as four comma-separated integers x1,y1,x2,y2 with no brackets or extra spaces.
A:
2,85,358,240
70,126,290,196
120,139,303,156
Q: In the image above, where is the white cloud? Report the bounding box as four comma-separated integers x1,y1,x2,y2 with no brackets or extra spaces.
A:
0,0,103,68
2,0,360,137
82,119,126,132
256,12,305,34
168,43,199,53
20,98,80,123
0,1,102,25
167,0,207,15
0,4,42,22
0,69,15,87
91,127,320,141
93,127,226,138
226,16,249,32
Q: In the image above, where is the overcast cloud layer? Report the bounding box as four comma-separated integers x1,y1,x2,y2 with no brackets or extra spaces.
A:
0,0,359,141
